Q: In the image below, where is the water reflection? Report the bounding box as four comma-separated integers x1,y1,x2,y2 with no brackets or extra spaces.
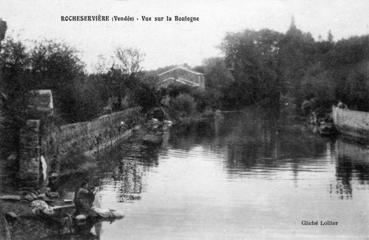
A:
333,138,369,199
4,109,369,239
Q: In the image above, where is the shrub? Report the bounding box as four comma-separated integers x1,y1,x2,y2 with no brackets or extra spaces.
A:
170,93,197,116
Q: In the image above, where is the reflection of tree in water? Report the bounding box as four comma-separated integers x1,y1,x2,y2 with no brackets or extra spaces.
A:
222,110,327,175
114,159,143,202
169,121,214,151
333,138,369,199
168,109,329,182
106,143,162,202
57,141,162,204
331,156,353,199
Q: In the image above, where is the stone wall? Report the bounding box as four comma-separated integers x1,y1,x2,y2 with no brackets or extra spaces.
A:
47,107,143,174
19,90,143,187
332,106,369,139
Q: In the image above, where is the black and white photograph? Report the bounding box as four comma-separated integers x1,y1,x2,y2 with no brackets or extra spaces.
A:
1,0,369,239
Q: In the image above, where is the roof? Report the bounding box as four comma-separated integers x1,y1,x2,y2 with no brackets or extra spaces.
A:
158,66,204,76
158,77,201,87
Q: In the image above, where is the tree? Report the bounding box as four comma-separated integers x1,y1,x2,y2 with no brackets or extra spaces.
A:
0,18,7,129
202,57,233,89
278,18,316,105
72,75,105,121
200,57,233,109
0,38,31,152
98,47,153,112
114,47,144,75
221,29,283,107
0,18,7,50
29,40,85,122
300,63,336,107
327,30,333,43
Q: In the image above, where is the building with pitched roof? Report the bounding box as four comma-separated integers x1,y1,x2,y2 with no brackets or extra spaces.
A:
157,66,205,90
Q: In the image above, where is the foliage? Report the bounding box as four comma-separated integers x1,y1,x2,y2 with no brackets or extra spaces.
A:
338,65,369,110
200,57,233,109
216,21,369,112
29,40,85,122
114,47,144,74
299,63,336,108
221,29,283,107
0,19,6,43
170,93,197,116
72,76,105,121
0,38,31,152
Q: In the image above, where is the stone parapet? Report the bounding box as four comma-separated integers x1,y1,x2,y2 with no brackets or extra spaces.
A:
18,89,143,188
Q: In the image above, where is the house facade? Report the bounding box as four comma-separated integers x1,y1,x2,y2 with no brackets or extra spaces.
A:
158,66,205,90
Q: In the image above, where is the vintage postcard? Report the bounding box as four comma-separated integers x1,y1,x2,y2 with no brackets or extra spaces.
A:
0,0,369,239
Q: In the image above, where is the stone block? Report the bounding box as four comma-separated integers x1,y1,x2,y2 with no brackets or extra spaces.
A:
28,90,54,118
19,120,41,184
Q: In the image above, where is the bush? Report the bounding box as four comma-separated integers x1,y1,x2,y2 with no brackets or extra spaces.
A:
170,93,197,116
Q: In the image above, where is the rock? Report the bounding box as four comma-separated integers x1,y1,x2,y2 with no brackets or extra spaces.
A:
0,195,21,201
75,214,87,221
37,193,47,200
24,192,38,202
50,173,59,178
5,212,17,220
30,200,54,216
163,120,173,129
6,154,17,162
46,191,59,198
92,207,124,219
132,125,141,132
24,194,34,202
143,134,163,145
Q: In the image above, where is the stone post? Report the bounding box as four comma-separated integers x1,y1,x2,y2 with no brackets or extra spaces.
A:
18,90,54,187
18,120,41,186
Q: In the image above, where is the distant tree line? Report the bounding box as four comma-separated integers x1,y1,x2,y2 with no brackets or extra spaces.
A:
199,19,369,113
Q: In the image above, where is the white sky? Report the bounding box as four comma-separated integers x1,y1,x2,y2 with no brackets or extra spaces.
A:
1,0,369,72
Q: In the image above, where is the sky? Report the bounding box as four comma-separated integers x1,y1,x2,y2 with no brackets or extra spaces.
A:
0,0,369,72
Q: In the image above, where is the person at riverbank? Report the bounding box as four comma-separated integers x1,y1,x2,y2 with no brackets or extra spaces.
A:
73,181,97,218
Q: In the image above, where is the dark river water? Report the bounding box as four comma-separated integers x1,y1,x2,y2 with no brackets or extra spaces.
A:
8,109,369,239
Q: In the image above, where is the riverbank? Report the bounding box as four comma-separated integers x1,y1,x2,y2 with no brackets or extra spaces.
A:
0,123,149,240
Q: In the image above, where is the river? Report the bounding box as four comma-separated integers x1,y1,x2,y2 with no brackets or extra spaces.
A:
9,109,369,239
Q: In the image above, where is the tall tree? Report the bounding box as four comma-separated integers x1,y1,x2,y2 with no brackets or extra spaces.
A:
29,40,85,122
278,18,316,106
221,29,283,107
